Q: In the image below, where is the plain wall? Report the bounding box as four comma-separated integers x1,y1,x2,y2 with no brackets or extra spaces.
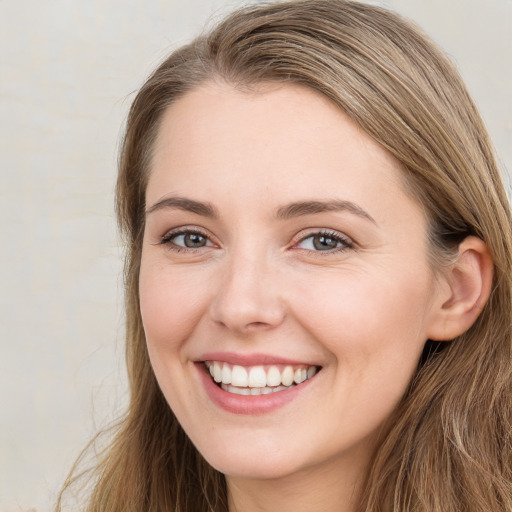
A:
0,1,510,510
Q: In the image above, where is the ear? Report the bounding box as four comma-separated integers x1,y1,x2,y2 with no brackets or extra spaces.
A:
428,236,494,341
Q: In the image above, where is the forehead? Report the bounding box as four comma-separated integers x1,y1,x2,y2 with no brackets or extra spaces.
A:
147,81,422,229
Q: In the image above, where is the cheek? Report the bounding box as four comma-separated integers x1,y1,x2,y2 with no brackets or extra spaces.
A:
139,260,210,353
138,259,215,413
289,266,433,381
294,268,428,331
296,271,431,435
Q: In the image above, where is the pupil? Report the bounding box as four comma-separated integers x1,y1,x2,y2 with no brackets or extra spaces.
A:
185,233,206,248
313,235,337,251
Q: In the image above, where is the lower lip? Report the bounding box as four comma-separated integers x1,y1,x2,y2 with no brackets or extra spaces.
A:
196,363,316,415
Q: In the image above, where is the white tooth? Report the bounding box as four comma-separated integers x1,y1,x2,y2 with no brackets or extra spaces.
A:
250,387,263,395
208,364,214,377
231,365,248,387
221,364,232,384
213,362,222,383
282,366,294,386
307,366,317,379
222,384,259,396
273,385,289,392
266,366,281,387
248,366,266,388
294,367,306,384
223,384,234,393
260,387,273,394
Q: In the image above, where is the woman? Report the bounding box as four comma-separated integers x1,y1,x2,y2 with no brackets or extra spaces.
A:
57,1,512,511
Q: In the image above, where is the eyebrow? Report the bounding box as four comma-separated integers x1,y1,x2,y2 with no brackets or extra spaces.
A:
276,200,377,224
145,196,218,218
146,196,376,225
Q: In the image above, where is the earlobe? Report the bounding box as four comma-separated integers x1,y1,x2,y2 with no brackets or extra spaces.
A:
428,236,494,341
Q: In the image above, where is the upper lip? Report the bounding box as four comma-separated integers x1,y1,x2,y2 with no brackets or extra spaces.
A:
196,351,320,367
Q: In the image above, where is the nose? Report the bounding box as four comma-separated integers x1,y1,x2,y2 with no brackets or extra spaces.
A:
209,249,286,334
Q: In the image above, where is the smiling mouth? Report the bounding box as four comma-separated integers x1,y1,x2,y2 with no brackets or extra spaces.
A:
204,361,320,396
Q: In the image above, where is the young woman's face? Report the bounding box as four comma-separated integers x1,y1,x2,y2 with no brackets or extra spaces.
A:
140,82,443,483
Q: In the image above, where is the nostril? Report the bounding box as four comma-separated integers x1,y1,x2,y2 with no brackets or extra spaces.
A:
245,321,271,330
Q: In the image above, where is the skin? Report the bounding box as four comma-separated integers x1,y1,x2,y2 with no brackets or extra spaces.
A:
139,81,460,512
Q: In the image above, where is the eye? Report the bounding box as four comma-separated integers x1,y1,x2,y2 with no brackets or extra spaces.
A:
296,231,353,252
161,229,214,250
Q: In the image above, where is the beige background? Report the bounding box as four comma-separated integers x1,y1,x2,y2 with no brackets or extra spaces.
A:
0,1,510,510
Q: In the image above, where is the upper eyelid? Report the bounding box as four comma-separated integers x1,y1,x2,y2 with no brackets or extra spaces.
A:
293,228,353,244
156,225,354,248
161,225,212,239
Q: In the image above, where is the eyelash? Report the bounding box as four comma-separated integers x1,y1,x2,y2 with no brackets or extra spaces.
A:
294,230,354,254
159,227,214,253
159,228,354,255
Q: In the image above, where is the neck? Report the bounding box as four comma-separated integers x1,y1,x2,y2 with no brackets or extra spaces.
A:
226,450,369,512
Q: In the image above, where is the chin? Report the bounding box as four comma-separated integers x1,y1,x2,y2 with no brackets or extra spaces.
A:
206,452,302,481
188,430,306,480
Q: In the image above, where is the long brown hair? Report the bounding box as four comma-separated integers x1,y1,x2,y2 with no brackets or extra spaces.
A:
56,1,512,510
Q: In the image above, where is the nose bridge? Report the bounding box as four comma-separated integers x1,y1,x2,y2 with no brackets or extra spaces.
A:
210,239,285,332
